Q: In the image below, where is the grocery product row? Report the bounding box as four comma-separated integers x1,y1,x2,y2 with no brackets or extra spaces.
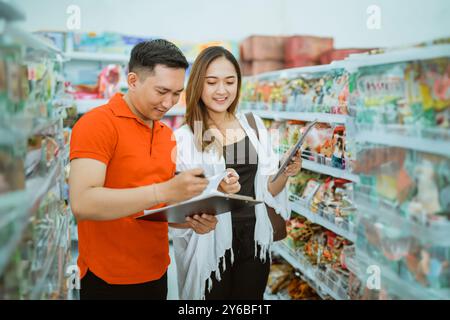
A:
0,7,74,299
251,42,449,300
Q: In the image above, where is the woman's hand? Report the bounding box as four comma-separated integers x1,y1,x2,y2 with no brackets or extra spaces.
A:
268,149,302,197
282,150,302,177
218,168,241,194
186,214,218,234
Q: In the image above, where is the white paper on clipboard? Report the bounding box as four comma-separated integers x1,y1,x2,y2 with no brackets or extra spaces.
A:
136,171,262,223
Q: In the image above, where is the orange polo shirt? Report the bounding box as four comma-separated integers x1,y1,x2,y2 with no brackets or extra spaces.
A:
70,93,176,284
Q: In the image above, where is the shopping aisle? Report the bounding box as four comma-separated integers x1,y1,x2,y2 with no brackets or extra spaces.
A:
0,2,74,299
2,0,449,301
244,44,450,300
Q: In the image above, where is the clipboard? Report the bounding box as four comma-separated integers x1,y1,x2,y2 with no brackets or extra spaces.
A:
271,120,319,182
135,191,262,223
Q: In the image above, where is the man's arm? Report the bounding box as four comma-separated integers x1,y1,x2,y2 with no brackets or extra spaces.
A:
69,158,208,221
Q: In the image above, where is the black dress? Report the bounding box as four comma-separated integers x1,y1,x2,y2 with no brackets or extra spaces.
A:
204,135,271,300
224,135,258,222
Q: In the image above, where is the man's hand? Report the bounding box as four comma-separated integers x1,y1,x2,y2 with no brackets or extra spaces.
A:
185,214,218,234
160,168,208,203
218,168,241,194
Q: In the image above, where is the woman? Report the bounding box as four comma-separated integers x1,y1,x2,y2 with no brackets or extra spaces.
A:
170,46,302,300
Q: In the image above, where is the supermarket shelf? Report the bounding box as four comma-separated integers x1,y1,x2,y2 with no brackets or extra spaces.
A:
264,289,291,300
65,52,198,65
355,191,450,246
0,163,61,277
356,130,450,158
275,145,359,182
301,159,360,183
289,195,356,242
357,251,450,300
0,187,25,210
272,242,348,300
30,213,69,299
5,116,60,140
244,45,450,82
0,127,17,145
75,99,108,114
251,110,349,124
272,242,316,281
345,44,450,68
31,117,60,136
4,24,62,55
0,1,25,21
28,164,62,207
62,144,70,167
243,61,345,81
66,51,129,63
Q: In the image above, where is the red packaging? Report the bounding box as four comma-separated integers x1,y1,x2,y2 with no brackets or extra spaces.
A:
284,57,317,69
285,36,334,62
240,61,251,76
252,60,285,75
319,48,372,65
240,60,285,76
240,35,287,61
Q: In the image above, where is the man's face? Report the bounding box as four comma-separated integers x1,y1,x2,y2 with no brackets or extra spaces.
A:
130,65,185,121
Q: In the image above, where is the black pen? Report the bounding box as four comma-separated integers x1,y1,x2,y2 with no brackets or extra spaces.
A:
175,171,206,178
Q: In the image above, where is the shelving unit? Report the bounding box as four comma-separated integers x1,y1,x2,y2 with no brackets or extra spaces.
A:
275,145,360,183
0,146,65,282
244,42,450,300
272,241,349,300
350,45,450,300
249,109,349,124
301,160,359,183
355,129,450,158
356,251,450,300
289,194,356,242
0,1,25,21
0,3,73,299
74,99,108,114
65,51,129,63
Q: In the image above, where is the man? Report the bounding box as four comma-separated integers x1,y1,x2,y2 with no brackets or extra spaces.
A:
69,40,217,300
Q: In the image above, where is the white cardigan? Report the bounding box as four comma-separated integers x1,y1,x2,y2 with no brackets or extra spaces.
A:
169,112,290,300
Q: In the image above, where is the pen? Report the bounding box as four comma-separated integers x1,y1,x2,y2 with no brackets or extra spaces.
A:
175,171,206,178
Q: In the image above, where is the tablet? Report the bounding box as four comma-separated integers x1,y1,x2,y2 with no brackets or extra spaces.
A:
135,192,262,223
271,120,318,182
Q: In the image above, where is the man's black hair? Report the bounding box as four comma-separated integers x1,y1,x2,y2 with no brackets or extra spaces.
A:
128,39,189,74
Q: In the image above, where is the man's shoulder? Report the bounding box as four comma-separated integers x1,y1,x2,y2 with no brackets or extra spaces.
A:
82,103,114,120
73,104,116,133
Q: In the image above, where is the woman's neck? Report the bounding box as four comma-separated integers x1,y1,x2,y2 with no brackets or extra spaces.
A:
207,110,231,126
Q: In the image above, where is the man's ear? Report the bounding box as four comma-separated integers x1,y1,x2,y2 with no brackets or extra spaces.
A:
127,72,139,91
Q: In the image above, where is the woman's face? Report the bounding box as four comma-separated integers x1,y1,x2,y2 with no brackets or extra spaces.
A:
201,56,238,114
